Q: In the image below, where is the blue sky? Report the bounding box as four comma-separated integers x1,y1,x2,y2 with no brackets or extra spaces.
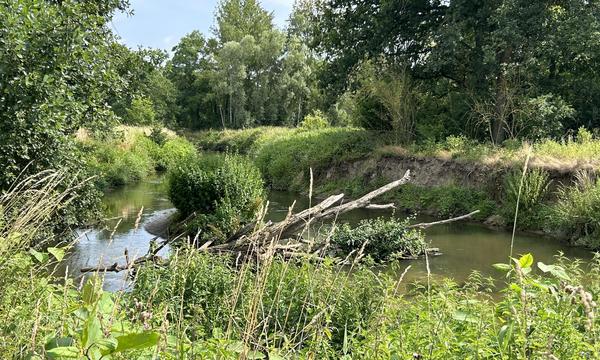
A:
112,0,294,52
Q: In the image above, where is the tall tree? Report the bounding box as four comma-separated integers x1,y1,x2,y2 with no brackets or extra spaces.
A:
214,0,274,43
168,31,218,128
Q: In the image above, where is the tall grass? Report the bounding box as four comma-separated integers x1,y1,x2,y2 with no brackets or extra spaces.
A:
0,170,599,357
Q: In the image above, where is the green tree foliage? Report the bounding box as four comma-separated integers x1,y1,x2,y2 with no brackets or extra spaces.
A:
165,0,321,130
214,0,275,43
167,31,218,129
110,45,178,126
126,96,156,125
316,0,600,142
0,0,129,226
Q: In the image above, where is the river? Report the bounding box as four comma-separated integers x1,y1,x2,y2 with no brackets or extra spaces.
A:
59,177,593,291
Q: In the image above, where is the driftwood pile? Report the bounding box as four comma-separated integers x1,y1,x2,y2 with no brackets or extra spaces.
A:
81,170,479,273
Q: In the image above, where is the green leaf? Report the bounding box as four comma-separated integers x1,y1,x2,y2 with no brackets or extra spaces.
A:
97,338,118,355
247,351,266,359
452,310,478,324
46,347,80,358
498,324,513,350
47,247,65,262
492,263,511,271
82,316,102,349
114,332,160,353
29,248,48,263
537,262,571,281
226,341,245,353
45,337,75,350
82,277,102,306
518,253,533,269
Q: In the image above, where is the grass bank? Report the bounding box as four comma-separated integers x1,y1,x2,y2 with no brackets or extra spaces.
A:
189,127,600,248
79,126,197,189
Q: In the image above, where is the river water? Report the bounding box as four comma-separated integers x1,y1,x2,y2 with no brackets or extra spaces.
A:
60,177,593,290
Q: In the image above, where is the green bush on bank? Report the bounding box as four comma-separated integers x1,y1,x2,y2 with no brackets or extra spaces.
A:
549,173,600,249
501,168,551,229
332,217,426,261
168,155,265,243
85,131,198,188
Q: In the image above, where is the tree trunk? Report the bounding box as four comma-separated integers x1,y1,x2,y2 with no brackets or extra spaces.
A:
492,46,513,145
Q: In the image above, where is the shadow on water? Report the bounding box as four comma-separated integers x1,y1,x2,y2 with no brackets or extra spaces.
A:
58,177,593,291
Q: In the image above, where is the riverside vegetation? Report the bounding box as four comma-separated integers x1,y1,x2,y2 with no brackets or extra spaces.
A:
2,0,600,358
1,170,600,358
193,126,600,249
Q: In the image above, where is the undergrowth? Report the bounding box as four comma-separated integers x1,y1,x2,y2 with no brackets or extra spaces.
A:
83,127,197,188
0,171,599,358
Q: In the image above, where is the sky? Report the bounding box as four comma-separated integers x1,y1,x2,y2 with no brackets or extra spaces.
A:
112,0,294,52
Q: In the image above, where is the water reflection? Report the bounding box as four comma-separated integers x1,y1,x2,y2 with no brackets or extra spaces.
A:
268,191,593,284
58,177,172,291
59,178,593,291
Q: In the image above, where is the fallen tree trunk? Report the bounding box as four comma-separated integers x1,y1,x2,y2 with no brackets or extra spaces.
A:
81,170,481,273
217,170,412,251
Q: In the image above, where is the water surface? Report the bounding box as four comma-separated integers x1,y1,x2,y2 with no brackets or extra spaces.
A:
61,178,593,290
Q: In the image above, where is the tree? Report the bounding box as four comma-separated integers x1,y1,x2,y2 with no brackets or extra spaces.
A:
316,0,600,142
214,39,250,128
214,0,274,43
0,0,129,228
168,31,219,129
0,0,127,189
110,45,178,126
281,37,315,125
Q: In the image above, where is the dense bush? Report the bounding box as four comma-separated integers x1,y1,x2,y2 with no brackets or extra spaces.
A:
549,172,600,248
86,131,198,188
332,217,426,261
298,110,329,130
168,155,265,243
502,168,551,229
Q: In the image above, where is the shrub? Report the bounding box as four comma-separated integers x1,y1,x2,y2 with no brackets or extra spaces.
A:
148,126,168,145
125,95,156,125
298,110,329,130
577,126,594,144
332,217,426,261
502,168,551,229
156,137,198,170
168,155,265,243
549,171,600,248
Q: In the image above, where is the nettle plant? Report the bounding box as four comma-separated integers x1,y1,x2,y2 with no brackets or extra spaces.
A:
41,272,160,359
492,253,598,358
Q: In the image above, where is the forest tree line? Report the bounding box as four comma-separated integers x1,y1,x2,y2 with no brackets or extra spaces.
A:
120,0,600,146
3,0,600,193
